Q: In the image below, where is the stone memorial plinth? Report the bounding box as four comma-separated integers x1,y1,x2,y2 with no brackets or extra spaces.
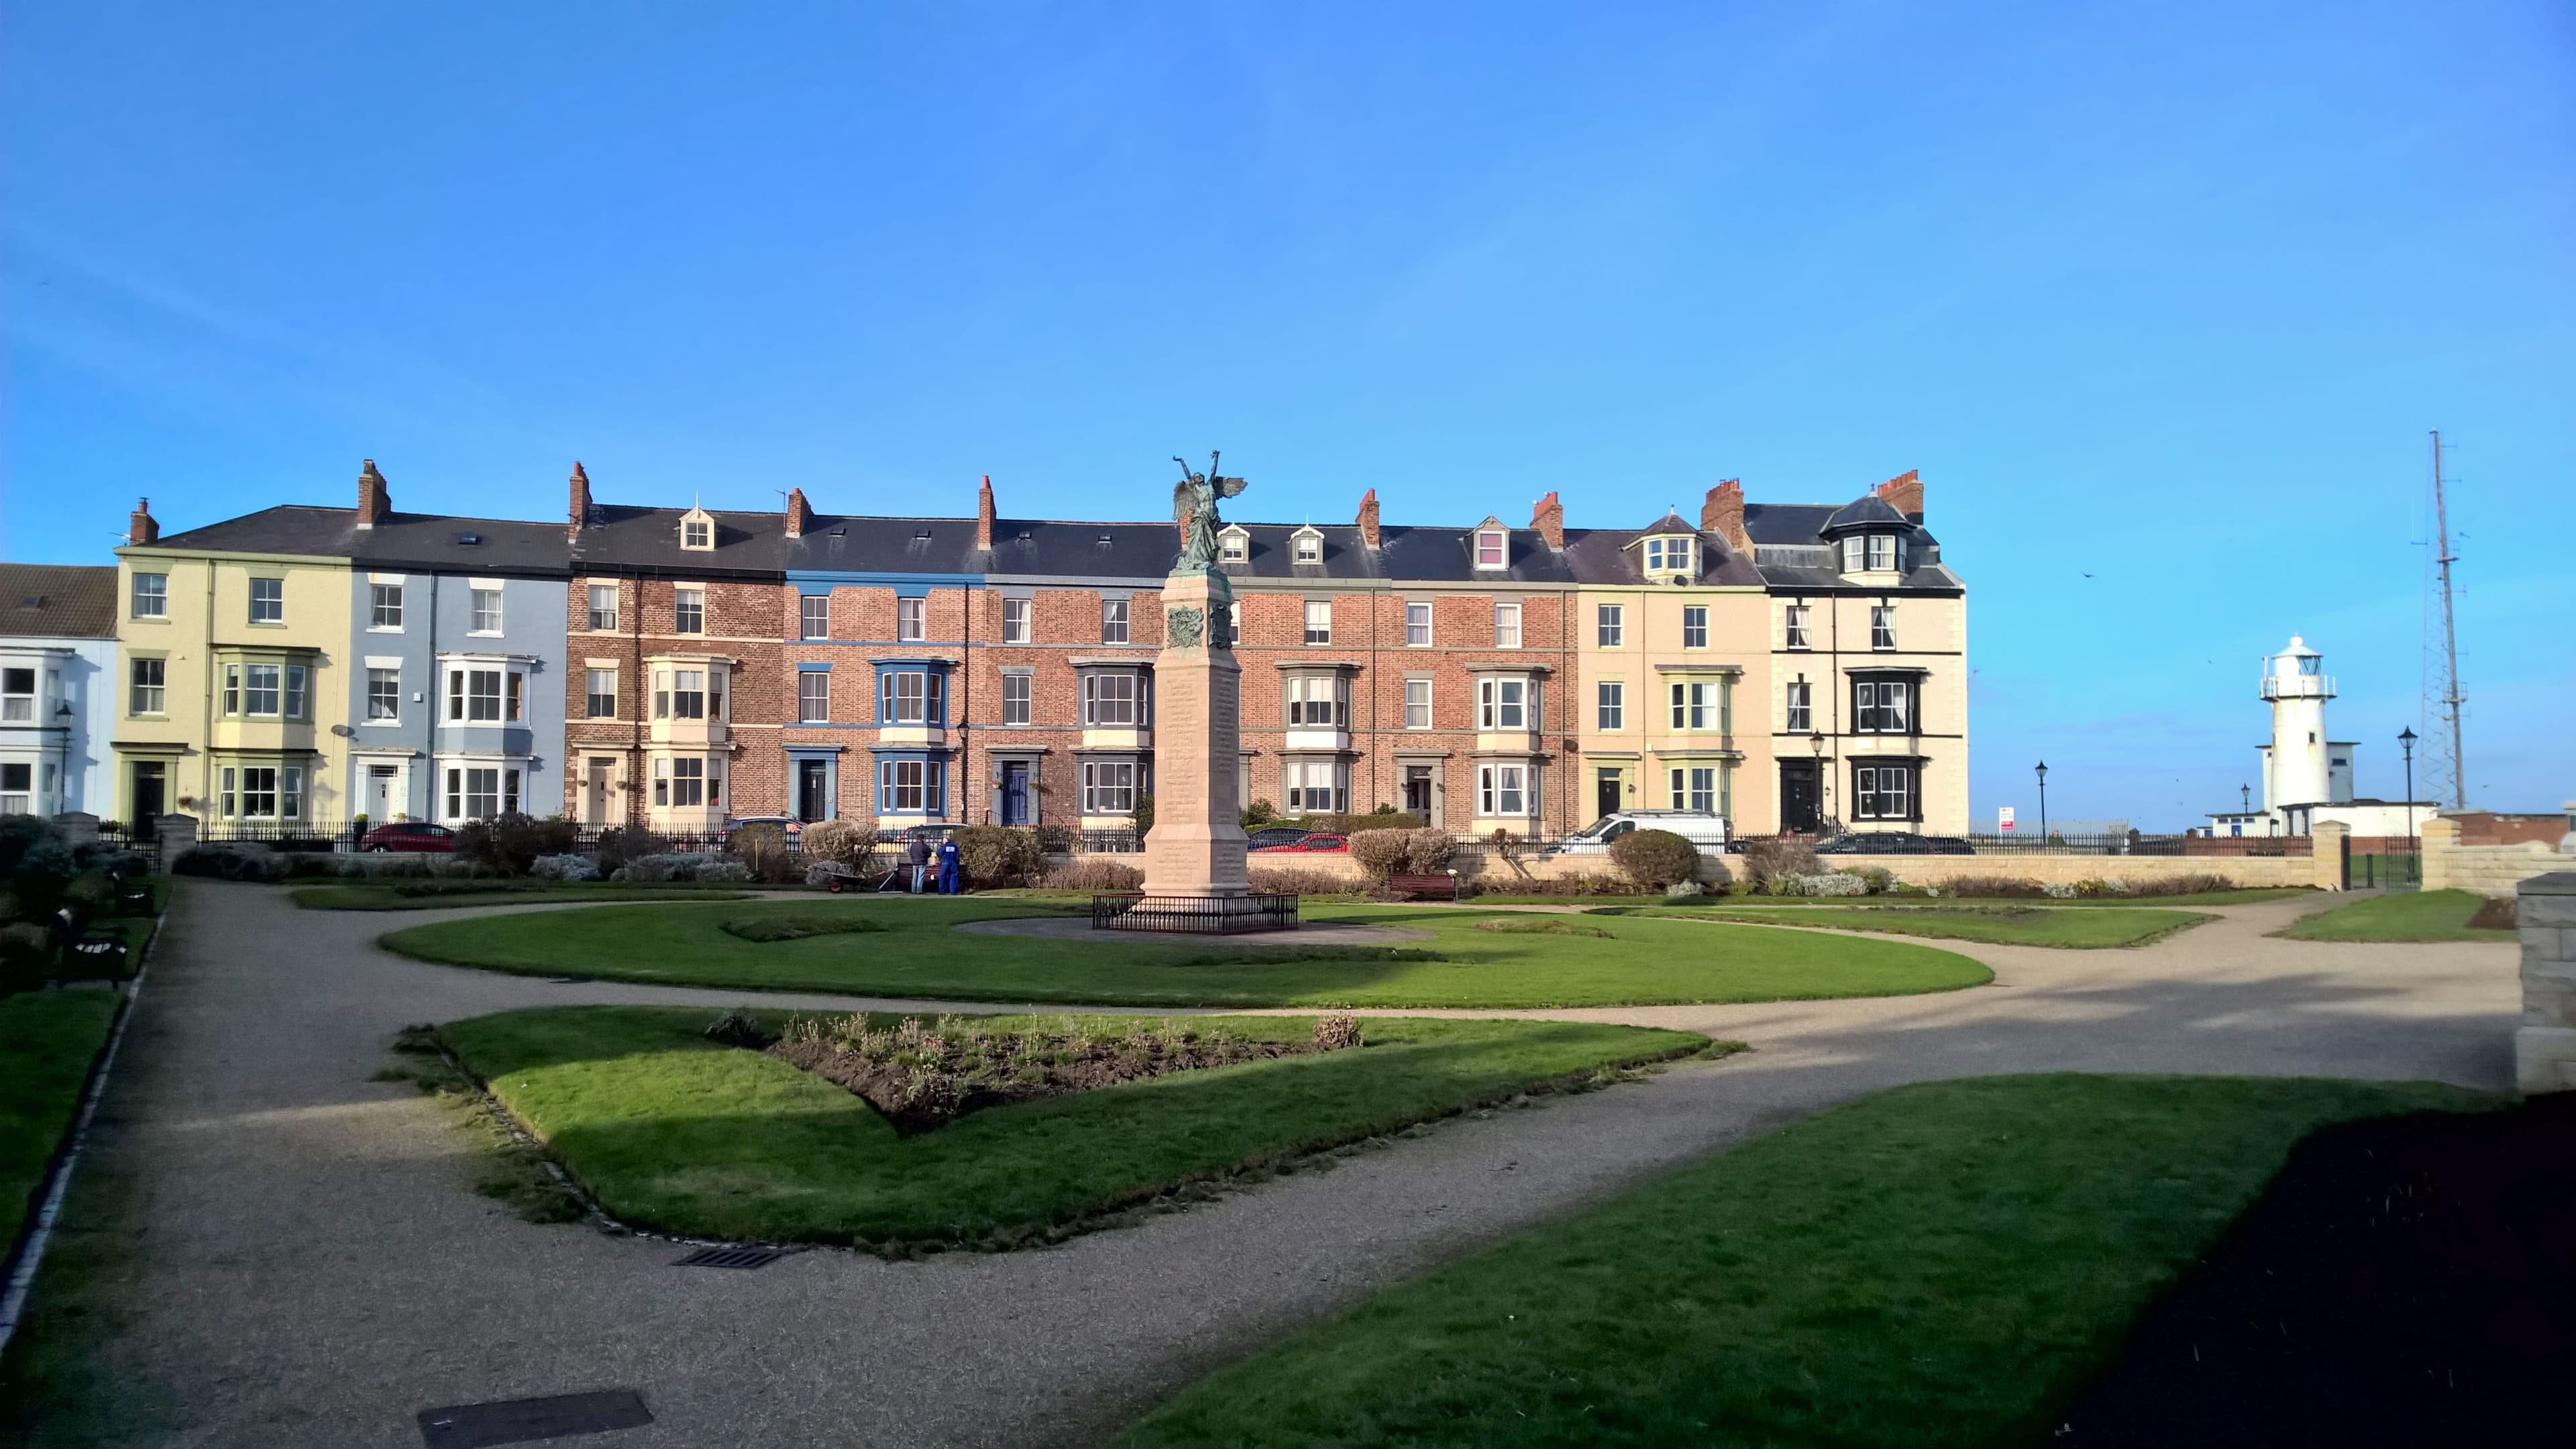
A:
1138,571,1252,902
2514,871,2576,1093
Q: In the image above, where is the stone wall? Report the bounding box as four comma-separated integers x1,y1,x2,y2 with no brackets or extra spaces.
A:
2420,816,2575,898
1231,843,2315,892
2513,871,2576,1093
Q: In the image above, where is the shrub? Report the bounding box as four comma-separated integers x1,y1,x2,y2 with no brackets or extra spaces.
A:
1609,828,1701,889
2468,896,2518,930
1249,865,1361,896
726,824,802,885
1312,1011,1362,1051
1041,859,1142,892
1403,830,1458,874
592,825,665,876
453,812,580,876
801,820,878,868
953,826,1048,888
1240,799,1278,828
1933,873,2046,899
1741,837,1820,893
2042,881,2078,899
1851,865,1897,895
170,845,286,883
1780,871,1869,896
614,851,727,883
1664,880,1707,898
1471,871,1644,898
1348,830,1411,883
530,854,601,881
702,1009,771,1048
1132,792,1156,839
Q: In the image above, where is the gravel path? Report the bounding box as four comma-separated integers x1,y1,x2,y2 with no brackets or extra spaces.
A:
1,882,2516,1447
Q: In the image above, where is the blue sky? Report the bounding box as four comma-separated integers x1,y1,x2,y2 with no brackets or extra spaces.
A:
7,2,2570,827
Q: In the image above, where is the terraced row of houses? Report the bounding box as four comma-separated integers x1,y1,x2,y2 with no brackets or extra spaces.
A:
80,462,1968,839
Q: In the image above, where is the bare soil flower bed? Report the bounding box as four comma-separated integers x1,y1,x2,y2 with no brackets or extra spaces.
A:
743,1011,1362,1135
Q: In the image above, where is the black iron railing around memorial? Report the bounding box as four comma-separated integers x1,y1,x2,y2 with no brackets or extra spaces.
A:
1089,892,1301,934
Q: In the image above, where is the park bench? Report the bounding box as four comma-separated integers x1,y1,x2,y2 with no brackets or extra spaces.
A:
1385,873,1463,902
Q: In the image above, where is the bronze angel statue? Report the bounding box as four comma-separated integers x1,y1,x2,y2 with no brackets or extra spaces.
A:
1172,451,1248,574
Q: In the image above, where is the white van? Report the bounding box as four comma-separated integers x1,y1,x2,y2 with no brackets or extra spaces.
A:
1550,811,1731,856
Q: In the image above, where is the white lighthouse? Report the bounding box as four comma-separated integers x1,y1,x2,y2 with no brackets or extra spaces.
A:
2258,635,2336,833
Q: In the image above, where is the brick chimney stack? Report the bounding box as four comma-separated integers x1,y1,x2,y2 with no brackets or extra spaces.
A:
355,460,391,529
128,498,158,545
784,487,814,538
1530,491,1564,550
1356,488,1381,549
1701,479,1750,554
568,462,593,539
1875,468,1924,523
975,475,996,551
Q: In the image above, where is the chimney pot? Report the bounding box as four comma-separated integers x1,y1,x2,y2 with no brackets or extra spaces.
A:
1356,488,1381,549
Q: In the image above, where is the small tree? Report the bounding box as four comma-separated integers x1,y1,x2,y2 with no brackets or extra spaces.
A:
1240,798,1278,828
455,812,578,876
1403,829,1458,875
726,823,802,884
1131,792,1155,840
802,819,877,867
1348,829,1410,884
1741,837,1821,894
1608,828,1701,889
953,825,1048,888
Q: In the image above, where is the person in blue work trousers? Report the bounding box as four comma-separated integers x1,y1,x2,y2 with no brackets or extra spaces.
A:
936,835,963,895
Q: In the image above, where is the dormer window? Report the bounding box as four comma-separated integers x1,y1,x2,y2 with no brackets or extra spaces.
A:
1474,528,1507,570
1642,534,1697,579
1291,527,1323,566
679,506,716,551
1220,526,1250,563
1840,533,1900,573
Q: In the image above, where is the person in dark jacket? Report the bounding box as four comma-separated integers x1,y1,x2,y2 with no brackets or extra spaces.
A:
936,836,963,895
906,831,931,893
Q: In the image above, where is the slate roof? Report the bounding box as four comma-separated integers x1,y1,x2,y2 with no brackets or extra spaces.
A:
1821,494,1913,533
0,564,118,639
136,506,572,576
117,488,1963,594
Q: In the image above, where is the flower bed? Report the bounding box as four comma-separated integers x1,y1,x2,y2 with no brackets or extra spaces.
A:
753,1010,1362,1135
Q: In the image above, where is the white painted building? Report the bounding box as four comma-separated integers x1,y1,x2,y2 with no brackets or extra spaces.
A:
0,565,119,818
2206,634,2433,839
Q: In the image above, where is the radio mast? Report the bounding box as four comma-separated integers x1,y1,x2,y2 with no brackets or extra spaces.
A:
2424,430,2467,809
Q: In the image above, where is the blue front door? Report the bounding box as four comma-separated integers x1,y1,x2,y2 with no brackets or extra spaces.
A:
1001,763,1030,826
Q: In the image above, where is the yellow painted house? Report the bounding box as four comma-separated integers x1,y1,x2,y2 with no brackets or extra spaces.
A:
112,499,352,828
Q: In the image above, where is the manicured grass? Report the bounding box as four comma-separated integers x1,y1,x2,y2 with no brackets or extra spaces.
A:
1,989,122,1253
440,1004,1715,1246
1604,902,2213,949
1124,1074,2493,1448
384,898,1990,1008
2277,888,2516,943
291,881,756,911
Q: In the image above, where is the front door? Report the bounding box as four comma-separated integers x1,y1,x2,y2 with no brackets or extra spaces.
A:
798,760,829,822
130,761,166,826
1000,762,1030,826
1779,761,1821,834
368,764,399,820
584,758,613,824
1595,767,1622,821
1401,765,1433,816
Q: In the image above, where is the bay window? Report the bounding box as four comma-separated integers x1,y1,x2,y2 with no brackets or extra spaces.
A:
244,663,281,716
881,757,943,813
1284,674,1348,729
1477,676,1529,731
449,667,503,722
1854,678,1912,733
1854,762,1915,821
1080,759,1135,815
1668,765,1723,814
1282,759,1348,814
444,766,522,821
1668,679,1728,733
1477,762,1532,816
881,669,947,726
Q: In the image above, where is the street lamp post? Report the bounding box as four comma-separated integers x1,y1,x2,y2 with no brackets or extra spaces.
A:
1807,731,1825,835
2398,727,2418,883
2239,782,2251,814
2035,761,2049,839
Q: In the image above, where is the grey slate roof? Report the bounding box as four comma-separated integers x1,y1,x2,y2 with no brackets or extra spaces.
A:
138,505,572,576
1821,494,1913,533
117,488,1963,594
0,564,118,639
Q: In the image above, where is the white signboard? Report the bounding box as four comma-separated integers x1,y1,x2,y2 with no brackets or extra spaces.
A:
1998,806,2017,832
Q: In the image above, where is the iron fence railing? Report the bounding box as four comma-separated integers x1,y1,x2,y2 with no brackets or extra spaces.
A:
1078,830,1144,854
1090,892,1300,934
1957,833,2312,858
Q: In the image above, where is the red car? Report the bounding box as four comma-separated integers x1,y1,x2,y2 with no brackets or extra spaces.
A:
1251,833,1346,854
359,822,456,853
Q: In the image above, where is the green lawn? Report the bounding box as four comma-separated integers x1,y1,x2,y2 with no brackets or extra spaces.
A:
1124,1073,2492,1448
2276,888,2516,943
441,1004,1713,1247
1602,902,2212,949
292,881,757,911
1,989,122,1253
384,898,1990,1008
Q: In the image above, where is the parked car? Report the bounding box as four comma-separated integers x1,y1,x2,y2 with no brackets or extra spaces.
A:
720,816,806,851
1813,831,1974,855
1548,811,1731,856
358,822,455,854
1252,833,1347,854
1244,826,1316,850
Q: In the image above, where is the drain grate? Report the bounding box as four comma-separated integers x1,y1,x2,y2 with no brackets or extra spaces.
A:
417,1389,651,1448
672,1244,788,1269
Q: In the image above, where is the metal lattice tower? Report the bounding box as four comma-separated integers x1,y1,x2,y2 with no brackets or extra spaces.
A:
2420,430,2467,809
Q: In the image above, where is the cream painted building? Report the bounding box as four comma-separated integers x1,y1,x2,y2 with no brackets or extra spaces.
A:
113,499,353,827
